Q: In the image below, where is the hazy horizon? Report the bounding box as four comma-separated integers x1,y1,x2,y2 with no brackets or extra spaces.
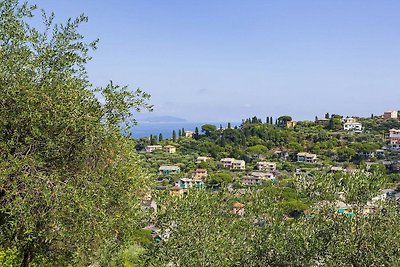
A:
33,1,400,122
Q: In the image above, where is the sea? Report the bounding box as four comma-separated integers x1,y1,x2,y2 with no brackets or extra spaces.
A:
130,122,239,139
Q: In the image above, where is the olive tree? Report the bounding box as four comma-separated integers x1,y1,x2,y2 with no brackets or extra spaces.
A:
0,1,152,265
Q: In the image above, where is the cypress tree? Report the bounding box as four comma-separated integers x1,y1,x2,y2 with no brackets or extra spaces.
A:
172,130,177,142
150,134,154,145
159,133,163,142
220,135,226,147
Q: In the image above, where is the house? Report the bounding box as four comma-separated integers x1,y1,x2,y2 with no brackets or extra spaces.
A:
342,117,357,124
232,202,245,216
232,160,246,170
184,131,194,138
297,152,317,163
242,176,263,185
242,172,275,185
176,178,205,189
169,186,184,196
256,161,276,172
343,122,362,132
220,158,235,168
285,120,297,128
388,129,400,151
383,111,398,119
196,156,210,164
274,150,289,159
192,169,208,179
159,166,180,175
220,158,245,169
144,145,162,152
163,145,176,154
250,172,275,181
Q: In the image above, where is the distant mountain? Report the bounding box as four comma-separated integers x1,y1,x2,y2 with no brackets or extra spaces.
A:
135,114,187,123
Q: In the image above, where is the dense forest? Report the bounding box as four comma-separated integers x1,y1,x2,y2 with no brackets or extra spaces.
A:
1,1,400,266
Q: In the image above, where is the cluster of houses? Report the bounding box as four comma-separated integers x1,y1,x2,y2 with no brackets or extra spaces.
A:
145,145,176,153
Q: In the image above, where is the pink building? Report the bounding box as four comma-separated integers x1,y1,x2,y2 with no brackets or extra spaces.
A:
383,111,398,119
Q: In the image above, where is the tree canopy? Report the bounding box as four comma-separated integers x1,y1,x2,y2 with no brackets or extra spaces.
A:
0,1,152,265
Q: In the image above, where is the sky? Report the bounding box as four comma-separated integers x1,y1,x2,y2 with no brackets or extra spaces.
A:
32,0,400,122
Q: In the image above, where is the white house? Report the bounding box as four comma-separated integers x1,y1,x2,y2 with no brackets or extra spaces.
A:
256,161,276,172
232,160,246,170
297,152,317,163
343,122,362,132
220,158,235,168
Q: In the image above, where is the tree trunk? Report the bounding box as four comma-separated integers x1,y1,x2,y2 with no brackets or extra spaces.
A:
21,249,32,267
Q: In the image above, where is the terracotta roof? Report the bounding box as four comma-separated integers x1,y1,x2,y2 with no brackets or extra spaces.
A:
232,202,245,208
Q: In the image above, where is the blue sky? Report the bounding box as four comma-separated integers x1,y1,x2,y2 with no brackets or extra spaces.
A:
33,1,400,122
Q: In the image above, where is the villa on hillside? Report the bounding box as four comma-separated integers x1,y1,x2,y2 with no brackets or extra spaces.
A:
159,166,181,175
242,172,275,186
383,111,398,119
176,178,205,190
220,158,245,169
343,121,362,132
232,159,246,170
242,175,263,185
250,172,275,180
388,129,400,151
220,158,235,168
184,131,194,138
196,156,210,164
297,152,317,163
256,161,276,172
342,117,357,124
163,145,176,154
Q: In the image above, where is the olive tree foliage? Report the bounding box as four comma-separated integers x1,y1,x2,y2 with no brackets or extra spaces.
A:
0,1,152,266
146,174,400,266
